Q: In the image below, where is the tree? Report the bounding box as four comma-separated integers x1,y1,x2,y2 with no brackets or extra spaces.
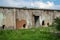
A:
54,17,60,31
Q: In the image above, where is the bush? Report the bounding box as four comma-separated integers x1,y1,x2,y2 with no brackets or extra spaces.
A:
53,17,60,31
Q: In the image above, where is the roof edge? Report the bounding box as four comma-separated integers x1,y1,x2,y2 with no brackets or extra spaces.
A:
0,6,60,11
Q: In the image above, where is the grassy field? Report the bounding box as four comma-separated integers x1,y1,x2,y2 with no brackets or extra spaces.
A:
0,27,60,40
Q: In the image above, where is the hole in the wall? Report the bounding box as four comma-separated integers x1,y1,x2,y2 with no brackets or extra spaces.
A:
42,20,45,25
16,19,26,29
23,24,26,28
2,25,5,29
47,22,49,26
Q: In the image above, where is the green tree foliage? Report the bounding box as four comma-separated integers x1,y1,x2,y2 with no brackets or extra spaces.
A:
54,17,60,31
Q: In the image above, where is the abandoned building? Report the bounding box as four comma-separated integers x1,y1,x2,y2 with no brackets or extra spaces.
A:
0,6,60,29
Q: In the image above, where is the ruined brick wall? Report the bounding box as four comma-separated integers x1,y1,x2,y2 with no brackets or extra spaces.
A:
31,10,60,27
0,7,60,29
16,19,26,29
16,9,32,29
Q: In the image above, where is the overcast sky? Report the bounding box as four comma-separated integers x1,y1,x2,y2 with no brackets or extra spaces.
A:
0,0,60,9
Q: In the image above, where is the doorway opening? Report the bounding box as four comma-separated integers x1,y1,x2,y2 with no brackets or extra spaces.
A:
34,15,40,26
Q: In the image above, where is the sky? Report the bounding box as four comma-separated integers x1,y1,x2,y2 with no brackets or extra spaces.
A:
0,0,60,9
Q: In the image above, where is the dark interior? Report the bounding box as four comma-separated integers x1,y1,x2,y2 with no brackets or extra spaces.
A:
23,24,26,28
2,25,5,29
42,20,45,25
34,16,39,25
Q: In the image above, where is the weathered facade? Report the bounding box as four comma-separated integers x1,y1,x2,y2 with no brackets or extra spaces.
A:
0,6,60,29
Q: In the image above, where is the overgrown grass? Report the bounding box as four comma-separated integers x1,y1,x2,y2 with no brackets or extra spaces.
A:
0,27,60,40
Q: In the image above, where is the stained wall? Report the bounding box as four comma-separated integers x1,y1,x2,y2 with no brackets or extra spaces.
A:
0,7,60,29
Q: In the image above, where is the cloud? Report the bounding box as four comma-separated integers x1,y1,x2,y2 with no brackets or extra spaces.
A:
31,1,54,8
5,0,31,7
1,0,60,9
52,5,60,9
5,0,20,6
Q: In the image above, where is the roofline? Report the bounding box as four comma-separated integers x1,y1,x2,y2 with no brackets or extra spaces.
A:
0,6,60,11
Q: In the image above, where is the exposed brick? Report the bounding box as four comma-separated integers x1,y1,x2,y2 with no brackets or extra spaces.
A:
16,19,26,29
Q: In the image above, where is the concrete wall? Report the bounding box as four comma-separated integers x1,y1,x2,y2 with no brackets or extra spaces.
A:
0,7,60,29
0,8,15,29
16,9,32,29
